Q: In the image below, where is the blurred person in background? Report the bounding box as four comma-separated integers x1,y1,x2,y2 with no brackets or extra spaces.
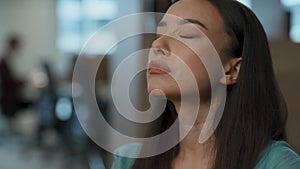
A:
0,35,30,132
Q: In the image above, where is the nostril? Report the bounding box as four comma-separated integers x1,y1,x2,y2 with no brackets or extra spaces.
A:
153,47,169,56
157,48,166,55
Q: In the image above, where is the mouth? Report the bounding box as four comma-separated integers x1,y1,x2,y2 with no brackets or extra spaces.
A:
148,61,171,74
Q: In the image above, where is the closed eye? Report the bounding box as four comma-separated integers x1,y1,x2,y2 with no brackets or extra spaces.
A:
179,35,194,39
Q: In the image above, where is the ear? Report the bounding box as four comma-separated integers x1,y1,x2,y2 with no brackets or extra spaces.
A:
220,57,242,85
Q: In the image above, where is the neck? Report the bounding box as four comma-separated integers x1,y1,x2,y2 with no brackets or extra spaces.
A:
171,98,216,167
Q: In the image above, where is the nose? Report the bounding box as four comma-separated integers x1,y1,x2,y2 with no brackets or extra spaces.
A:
151,36,171,57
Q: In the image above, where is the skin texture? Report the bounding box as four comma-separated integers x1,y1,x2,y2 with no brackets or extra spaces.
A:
147,0,242,169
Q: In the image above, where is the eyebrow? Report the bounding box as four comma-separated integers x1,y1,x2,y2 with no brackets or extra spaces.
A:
179,19,208,30
157,18,208,31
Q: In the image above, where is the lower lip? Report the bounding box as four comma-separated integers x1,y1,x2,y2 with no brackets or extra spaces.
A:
148,68,168,74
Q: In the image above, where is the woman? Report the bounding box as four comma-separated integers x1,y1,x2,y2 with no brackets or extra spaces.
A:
111,0,300,169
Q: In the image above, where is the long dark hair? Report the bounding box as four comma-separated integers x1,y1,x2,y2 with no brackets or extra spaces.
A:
131,0,288,169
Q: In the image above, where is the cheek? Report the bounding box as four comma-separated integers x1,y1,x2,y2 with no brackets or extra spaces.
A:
191,61,211,95
147,39,213,98
178,51,211,96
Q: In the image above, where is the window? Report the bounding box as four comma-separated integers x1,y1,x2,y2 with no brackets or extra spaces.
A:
57,0,118,54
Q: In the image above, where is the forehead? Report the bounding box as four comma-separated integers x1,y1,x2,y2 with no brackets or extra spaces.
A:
164,0,224,31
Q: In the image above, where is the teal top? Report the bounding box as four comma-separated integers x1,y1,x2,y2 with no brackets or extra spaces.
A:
111,141,300,169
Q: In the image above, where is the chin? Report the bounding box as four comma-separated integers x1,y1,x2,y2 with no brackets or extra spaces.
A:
147,75,181,98
147,84,165,96
148,84,177,99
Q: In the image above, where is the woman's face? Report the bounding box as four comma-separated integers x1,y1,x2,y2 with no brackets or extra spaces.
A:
147,0,230,101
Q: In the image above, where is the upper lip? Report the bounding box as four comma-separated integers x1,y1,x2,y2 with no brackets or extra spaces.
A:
148,60,171,73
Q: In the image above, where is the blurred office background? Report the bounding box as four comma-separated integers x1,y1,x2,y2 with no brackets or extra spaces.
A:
0,0,299,169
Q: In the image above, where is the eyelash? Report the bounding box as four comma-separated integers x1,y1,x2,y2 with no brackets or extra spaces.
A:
154,34,194,40
179,35,194,39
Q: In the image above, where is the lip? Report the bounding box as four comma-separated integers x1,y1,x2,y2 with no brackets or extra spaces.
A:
148,61,171,74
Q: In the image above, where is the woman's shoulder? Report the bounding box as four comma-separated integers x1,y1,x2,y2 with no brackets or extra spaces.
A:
256,140,300,169
110,143,141,169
